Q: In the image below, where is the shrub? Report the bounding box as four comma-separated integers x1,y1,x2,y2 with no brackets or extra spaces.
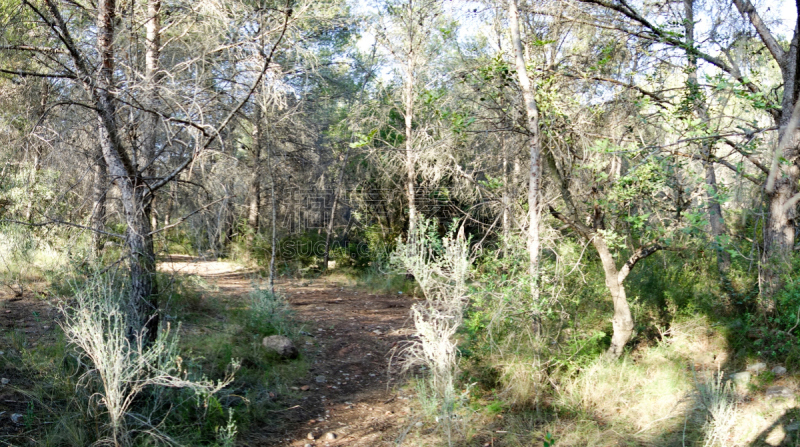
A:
391,218,471,445
59,274,238,446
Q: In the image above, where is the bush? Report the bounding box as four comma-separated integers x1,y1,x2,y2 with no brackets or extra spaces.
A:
246,288,297,338
59,274,238,446
391,218,471,445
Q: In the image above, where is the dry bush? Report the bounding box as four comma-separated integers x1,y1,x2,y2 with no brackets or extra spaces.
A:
391,219,471,444
60,274,238,446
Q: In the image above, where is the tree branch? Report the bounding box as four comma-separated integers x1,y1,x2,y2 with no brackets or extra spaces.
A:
731,0,786,63
617,242,662,283
147,1,294,197
548,205,593,240
0,68,74,79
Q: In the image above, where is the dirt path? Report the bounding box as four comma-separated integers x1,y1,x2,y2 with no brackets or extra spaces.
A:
160,257,420,447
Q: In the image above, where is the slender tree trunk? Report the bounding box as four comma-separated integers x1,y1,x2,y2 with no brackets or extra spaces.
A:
163,179,174,228
509,0,542,300
96,0,158,340
91,148,107,256
247,106,262,247
323,146,350,270
142,0,161,237
404,35,417,238
502,136,510,257
267,135,277,295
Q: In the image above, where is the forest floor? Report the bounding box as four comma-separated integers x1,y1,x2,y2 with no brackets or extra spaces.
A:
159,256,427,447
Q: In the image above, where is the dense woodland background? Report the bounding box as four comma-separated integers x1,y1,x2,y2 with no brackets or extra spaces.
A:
0,0,800,445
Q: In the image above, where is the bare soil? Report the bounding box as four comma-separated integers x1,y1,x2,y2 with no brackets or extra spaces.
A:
159,257,421,447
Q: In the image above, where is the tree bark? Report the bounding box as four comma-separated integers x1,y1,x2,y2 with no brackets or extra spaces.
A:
502,136,510,258
592,235,634,358
90,147,107,256
247,106,262,247
403,10,417,239
267,132,277,295
509,0,542,300
96,0,158,341
732,0,800,305
142,0,161,236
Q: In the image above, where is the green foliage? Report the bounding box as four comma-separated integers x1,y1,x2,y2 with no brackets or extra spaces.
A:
246,288,297,338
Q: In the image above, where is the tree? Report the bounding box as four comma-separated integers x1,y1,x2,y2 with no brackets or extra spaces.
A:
576,0,799,307
1,0,294,339
508,0,543,301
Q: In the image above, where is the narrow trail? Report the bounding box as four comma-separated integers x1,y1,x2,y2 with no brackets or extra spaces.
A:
160,257,420,447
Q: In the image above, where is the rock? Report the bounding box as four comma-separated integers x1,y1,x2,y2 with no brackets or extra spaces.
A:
300,385,310,391
1,378,8,385
261,335,298,359
10,413,22,424
307,432,316,440
415,421,424,428
730,371,751,386
772,365,788,376
747,362,767,374
305,444,313,447
325,432,337,440
766,386,794,398
315,375,326,383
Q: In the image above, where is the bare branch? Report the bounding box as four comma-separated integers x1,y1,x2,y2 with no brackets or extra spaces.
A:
731,0,786,63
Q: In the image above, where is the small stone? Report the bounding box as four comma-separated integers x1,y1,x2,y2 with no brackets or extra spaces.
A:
307,432,316,440
772,365,788,376
747,362,767,374
730,371,751,386
766,386,794,398
10,413,23,424
372,330,382,335
315,375,326,383
261,335,298,359
415,421,424,428
300,385,310,391
1,378,8,385
325,432,337,440
305,444,313,447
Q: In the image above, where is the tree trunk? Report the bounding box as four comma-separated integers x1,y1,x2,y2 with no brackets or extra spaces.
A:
592,236,634,358
509,0,542,300
96,0,158,341
732,0,800,302
323,146,350,270
267,134,277,295
247,106,262,247
404,29,417,238
502,136,510,258
91,148,107,256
